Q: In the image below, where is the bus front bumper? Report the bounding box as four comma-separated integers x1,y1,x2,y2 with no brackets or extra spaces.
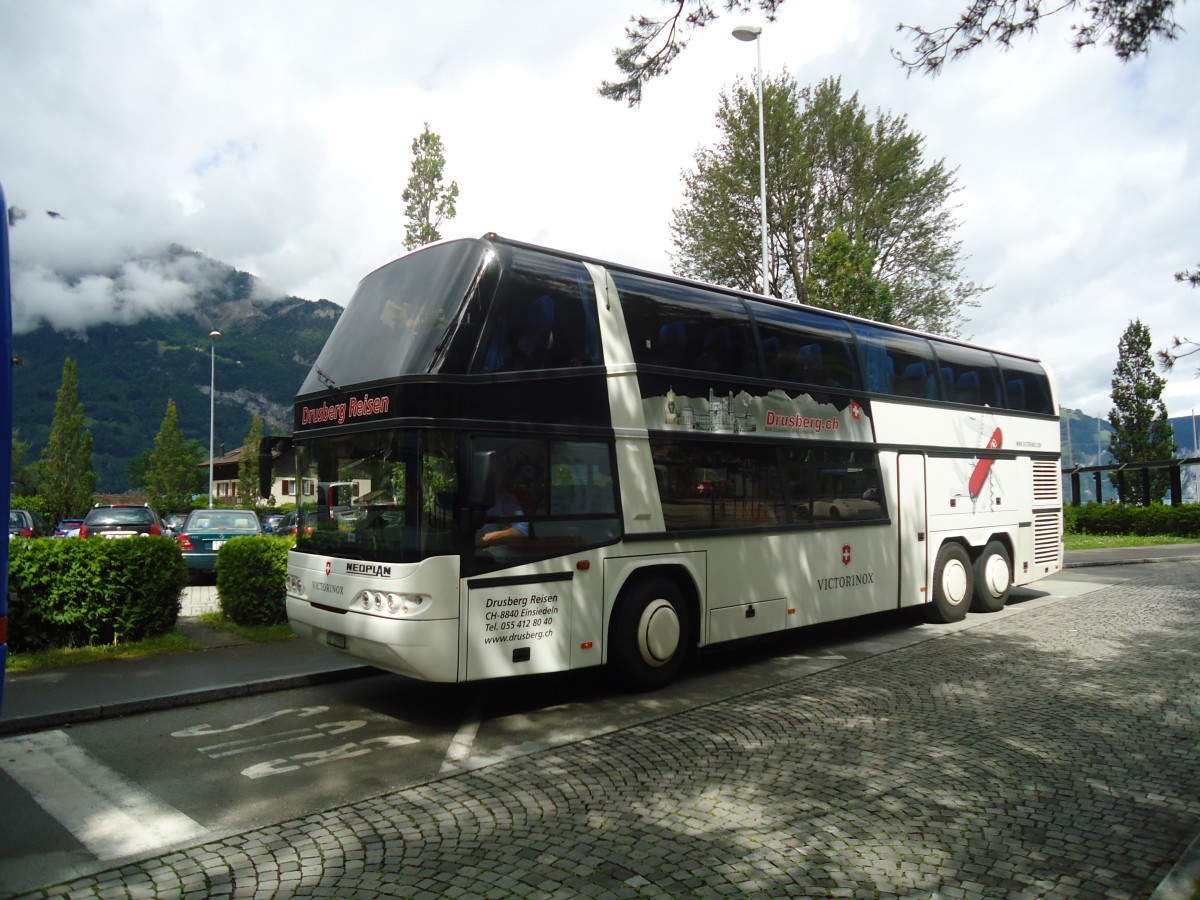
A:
286,596,460,683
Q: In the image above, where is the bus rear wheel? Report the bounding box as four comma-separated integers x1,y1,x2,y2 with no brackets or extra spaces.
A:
928,542,972,623
610,576,689,691
971,540,1012,613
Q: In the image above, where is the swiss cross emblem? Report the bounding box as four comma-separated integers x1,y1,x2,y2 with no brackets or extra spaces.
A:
325,560,332,576
842,544,852,566
850,400,862,420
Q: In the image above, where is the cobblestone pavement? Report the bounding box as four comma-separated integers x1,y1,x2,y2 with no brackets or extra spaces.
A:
14,563,1200,899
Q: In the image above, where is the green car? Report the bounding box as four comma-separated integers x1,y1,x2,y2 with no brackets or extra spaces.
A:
176,509,263,580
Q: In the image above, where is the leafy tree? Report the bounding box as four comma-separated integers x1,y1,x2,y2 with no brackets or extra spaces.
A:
10,429,39,495
237,413,265,507
40,358,98,522
805,229,894,323
145,399,203,515
602,1,1185,104
671,74,983,335
1157,263,1199,376
1109,319,1178,503
895,0,1185,75
402,123,460,251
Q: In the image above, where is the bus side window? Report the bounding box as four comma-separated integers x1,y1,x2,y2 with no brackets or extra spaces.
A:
1000,361,1054,414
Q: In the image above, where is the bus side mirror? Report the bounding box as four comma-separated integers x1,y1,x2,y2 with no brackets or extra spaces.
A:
467,450,497,531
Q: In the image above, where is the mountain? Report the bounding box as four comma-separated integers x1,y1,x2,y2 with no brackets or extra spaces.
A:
12,246,341,491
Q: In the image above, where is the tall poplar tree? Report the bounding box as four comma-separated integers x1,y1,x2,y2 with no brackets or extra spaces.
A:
40,358,98,522
145,399,201,515
1109,319,1178,503
402,123,459,251
237,413,265,508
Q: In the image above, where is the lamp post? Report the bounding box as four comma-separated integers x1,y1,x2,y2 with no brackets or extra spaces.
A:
733,24,770,297
208,330,221,507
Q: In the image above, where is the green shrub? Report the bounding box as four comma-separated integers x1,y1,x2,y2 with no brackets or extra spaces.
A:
7,537,187,652
1065,502,1200,538
216,536,291,627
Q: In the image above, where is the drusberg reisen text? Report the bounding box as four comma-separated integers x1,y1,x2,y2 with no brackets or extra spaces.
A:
301,393,390,427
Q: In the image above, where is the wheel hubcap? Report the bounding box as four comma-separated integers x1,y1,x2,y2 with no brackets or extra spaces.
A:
943,559,969,605
984,554,1010,597
639,599,681,667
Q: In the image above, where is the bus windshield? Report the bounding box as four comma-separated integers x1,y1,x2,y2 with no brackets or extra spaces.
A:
294,429,460,564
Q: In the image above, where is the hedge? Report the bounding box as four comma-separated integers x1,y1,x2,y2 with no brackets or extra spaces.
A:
216,535,292,627
6,537,188,653
1064,502,1200,537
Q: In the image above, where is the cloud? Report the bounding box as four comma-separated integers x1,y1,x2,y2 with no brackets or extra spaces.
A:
1,0,1197,417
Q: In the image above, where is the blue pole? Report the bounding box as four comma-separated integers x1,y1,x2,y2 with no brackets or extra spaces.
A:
0,181,13,713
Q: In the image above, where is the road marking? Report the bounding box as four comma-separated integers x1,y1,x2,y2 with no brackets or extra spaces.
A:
0,730,208,860
440,687,489,774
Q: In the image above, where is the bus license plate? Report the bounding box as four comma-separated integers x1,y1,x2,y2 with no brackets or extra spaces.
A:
327,632,346,649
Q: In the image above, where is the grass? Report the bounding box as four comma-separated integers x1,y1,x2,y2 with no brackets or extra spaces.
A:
6,613,295,674
196,611,296,643
1063,533,1199,550
6,631,198,673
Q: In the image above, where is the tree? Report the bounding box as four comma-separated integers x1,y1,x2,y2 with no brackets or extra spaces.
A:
237,413,265,507
602,1,1185,103
671,74,983,335
895,0,1185,75
1109,319,1178,503
805,229,895,323
1157,262,1199,376
402,123,460,251
10,429,39,495
40,358,98,522
145,399,203,515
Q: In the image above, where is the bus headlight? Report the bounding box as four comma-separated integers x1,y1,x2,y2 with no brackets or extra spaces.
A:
286,574,307,599
354,590,427,616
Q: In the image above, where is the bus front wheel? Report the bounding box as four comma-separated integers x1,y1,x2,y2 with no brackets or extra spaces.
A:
610,576,689,691
970,540,1012,613
929,542,972,623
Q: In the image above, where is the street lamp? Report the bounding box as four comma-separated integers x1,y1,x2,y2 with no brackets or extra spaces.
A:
733,24,770,297
208,330,221,507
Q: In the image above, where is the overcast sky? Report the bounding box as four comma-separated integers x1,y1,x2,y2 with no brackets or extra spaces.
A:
2,0,1198,421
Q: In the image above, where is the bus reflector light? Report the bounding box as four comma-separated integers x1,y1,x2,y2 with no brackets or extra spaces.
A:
581,641,593,649
577,560,590,570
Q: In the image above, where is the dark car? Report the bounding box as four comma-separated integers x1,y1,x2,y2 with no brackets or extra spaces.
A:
79,504,164,539
9,508,52,539
262,514,284,534
275,509,318,537
53,518,85,538
176,509,263,579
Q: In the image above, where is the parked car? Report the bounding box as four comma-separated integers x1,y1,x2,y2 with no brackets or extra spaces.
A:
275,509,318,537
79,504,164,539
262,514,284,534
163,514,188,537
176,509,263,578
9,508,52,539
53,518,85,538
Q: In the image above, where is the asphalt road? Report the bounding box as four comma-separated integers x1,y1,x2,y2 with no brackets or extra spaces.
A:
1,560,1199,898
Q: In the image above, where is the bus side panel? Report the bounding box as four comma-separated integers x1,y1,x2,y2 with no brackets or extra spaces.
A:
897,453,929,609
464,576,573,680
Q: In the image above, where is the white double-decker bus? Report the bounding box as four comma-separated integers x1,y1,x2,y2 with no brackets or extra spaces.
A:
285,234,1062,690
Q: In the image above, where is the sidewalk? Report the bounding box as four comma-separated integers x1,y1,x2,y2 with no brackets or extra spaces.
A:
0,584,373,738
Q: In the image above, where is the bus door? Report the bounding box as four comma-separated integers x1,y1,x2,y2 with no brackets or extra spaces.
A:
897,453,928,608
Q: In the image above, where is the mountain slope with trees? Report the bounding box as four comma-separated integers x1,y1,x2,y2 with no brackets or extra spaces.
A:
11,246,341,491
